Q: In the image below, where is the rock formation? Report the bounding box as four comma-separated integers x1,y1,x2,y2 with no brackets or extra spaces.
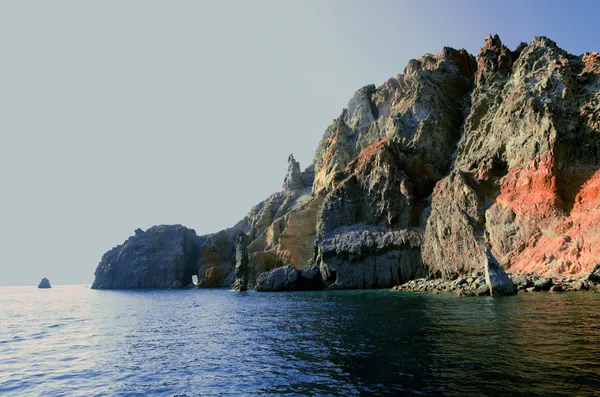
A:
317,226,425,289
483,248,517,295
38,278,51,289
452,35,600,276
231,232,249,292
92,34,600,291
91,225,202,289
422,171,487,278
254,263,323,291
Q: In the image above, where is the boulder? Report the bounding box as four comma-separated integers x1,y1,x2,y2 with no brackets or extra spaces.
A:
457,288,476,297
533,277,554,292
586,264,600,283
254,263,325,292
171,280,183,289
255,264,299,292
475,284,490,296
484,248,517,296
38,278,51,289
549,285,563,293
511,274,533,290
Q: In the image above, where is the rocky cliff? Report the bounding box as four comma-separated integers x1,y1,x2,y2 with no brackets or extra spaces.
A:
92,225,203,289
92,35,600,290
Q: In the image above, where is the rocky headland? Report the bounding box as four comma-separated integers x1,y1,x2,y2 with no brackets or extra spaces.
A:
92,34,600,295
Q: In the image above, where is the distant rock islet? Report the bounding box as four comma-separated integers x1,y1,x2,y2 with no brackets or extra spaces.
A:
38,278,51,289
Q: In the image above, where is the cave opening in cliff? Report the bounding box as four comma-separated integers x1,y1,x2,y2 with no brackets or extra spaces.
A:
181,244,201,287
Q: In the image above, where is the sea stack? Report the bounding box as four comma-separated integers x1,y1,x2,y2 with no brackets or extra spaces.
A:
38,278,51,289
231,231,249,292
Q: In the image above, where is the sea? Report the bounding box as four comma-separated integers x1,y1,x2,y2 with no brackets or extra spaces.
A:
1,286,599,396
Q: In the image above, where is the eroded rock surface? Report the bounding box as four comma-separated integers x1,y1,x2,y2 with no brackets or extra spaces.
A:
93,34,600,290
422,171,487,278
483,248,517,295
92,225,202,289
316,225,425,289
231,232,249,292
455,35,600,276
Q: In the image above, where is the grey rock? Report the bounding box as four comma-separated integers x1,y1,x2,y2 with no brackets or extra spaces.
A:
534,277,554,291
422,171,487,279
196,223,246,286
301,164,315,188
549,284,563,293
38,278,51,289
457,288,476,297
171,280,183,289
586,264,600,283
300,263,321,280
283,154,304,192
254,262,325,292
484,248,517,296
475,284,490,296
255,264,299,292
231,232,249,292
587,281,596,290
312,48,476,192
511,274,533,289
92,225,202,289
316,225,425,289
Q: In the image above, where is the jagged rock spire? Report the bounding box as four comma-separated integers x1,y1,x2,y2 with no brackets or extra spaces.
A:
283,154,303,192
231,231,249,292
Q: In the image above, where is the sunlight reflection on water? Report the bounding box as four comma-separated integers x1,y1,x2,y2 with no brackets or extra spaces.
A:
1,286,599,396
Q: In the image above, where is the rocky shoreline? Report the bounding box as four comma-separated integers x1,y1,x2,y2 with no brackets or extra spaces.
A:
392,264,600,296
91,35,600,292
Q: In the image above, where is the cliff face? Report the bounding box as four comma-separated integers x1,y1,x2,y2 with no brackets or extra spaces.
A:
92,225,203,289
448,35,600,276
92,35,600,289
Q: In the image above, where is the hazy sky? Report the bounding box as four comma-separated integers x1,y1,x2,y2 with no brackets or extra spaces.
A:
1,0,598,286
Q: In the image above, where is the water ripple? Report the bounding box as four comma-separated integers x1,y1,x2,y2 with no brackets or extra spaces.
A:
1,287,599,396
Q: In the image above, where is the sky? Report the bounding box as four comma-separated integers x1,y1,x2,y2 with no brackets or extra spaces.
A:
1,0,599,286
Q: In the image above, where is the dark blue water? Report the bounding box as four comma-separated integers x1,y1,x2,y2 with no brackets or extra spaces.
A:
1,286,599,396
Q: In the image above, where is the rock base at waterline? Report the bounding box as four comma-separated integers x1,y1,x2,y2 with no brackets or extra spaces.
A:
392,264,600,296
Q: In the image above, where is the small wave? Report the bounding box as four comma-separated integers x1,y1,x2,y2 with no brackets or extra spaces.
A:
30,331,47,339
